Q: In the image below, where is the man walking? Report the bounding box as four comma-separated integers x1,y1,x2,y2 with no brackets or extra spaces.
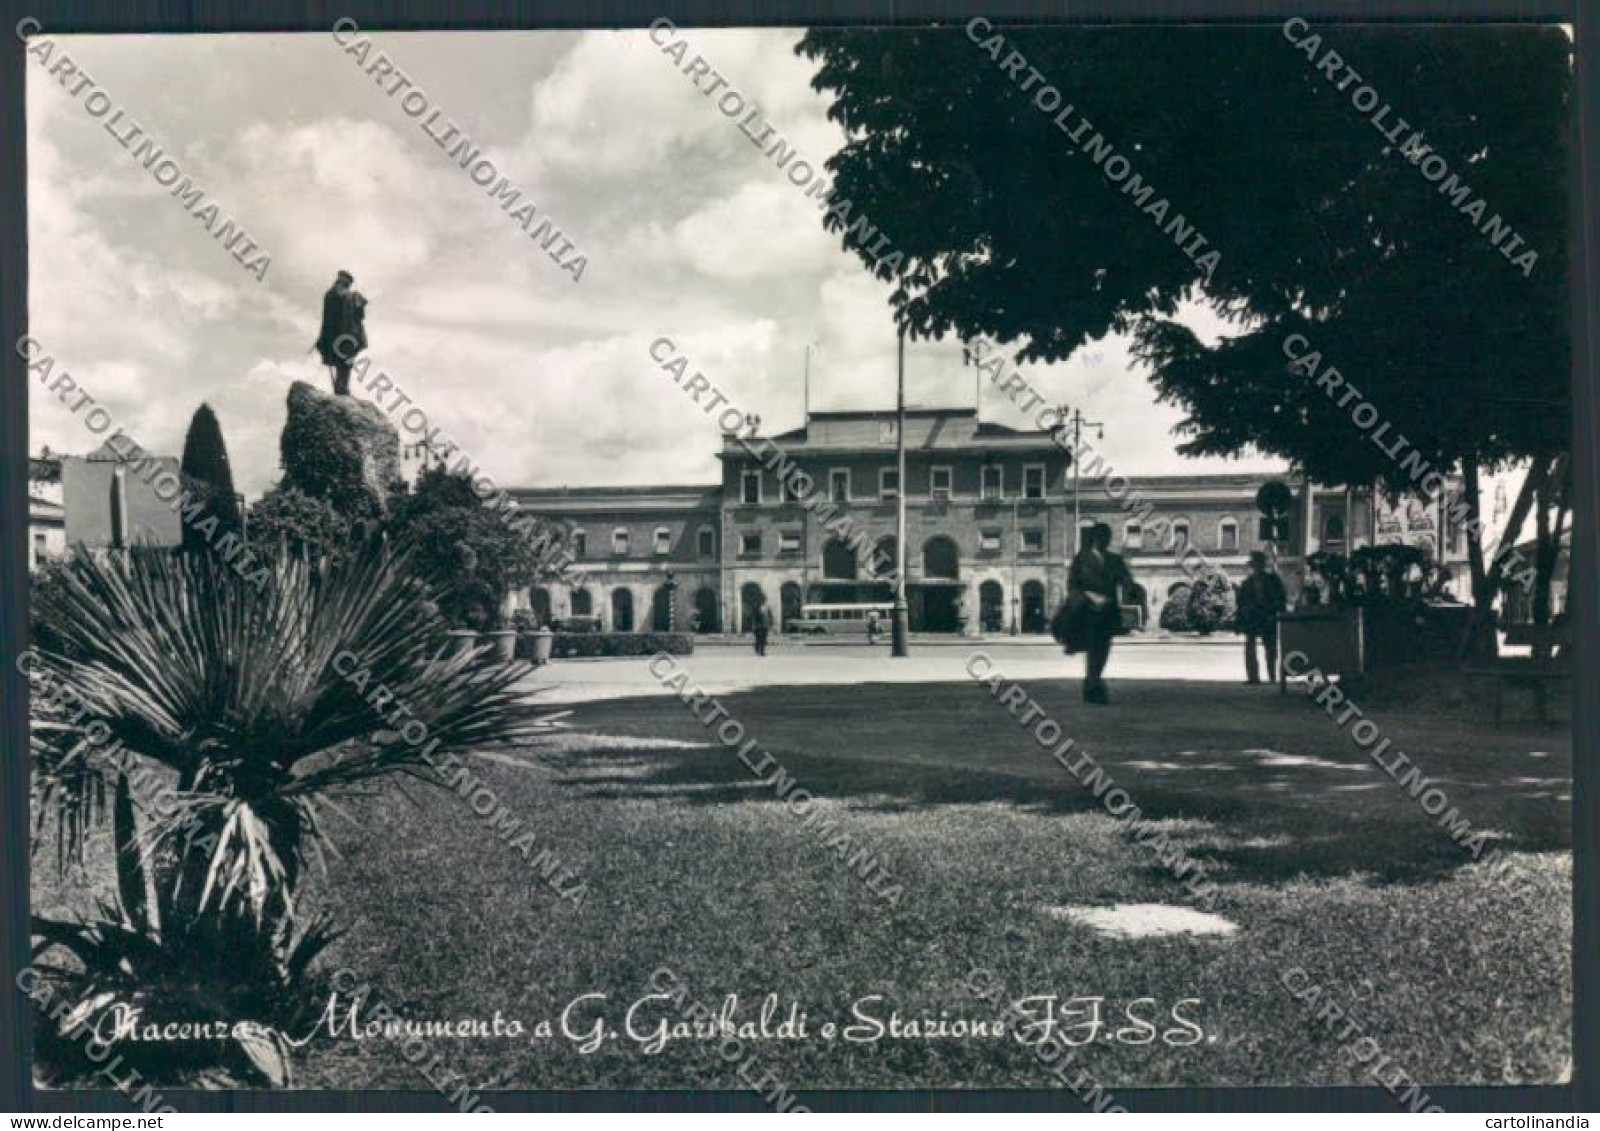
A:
1237,550,1287,684
1068,522,1133,704
752,602,771,657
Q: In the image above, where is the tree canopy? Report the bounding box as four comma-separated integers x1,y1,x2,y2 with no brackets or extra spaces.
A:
796,24,1571,492
385,465,567,630
179,403,242,553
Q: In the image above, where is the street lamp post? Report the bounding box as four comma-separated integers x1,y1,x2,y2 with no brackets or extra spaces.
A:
890,328,910,657
1069,407,1105,552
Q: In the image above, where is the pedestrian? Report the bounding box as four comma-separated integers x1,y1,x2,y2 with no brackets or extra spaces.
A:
1068,522,1133,704
752,603,770,657
866,609,880,645
1237,550,1288,684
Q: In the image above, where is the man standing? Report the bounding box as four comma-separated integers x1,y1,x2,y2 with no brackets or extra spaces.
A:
1069,522,1133,704
314,270,367,396
1236,551,1288,684
752,602,770,657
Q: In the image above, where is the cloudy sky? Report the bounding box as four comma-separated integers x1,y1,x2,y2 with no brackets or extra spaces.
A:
27,27,1287,499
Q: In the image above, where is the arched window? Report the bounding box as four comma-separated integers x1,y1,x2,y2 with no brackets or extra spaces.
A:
610,588,634,632
822,538,857,580
780,582,804,630
1218,517,1239,552
691,587,720,633
922,535,960,579
979,580,1005,633
1021,580,1047,633
739,583,767,633
1171,518,1191,551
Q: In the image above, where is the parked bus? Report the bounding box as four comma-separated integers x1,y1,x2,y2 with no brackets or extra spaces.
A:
786,602,894,636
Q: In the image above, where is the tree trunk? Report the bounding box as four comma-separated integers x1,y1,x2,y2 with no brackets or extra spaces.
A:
1462,459,1490,655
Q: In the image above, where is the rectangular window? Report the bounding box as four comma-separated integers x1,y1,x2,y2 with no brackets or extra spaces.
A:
612,529,629,555
1023,465,1045,500
1021,529,1045,554
829,468,850,502
1124,523,1143,550
572,531,587,559
1219,522,1239,552
697,528,714,558
778,530,801,554
880,468,900,500
931,466,953,500
740,532,761,556
979,529,1002,552
783,475,802,503
654,528,671,555
741,470,761,504
981,465,1003,500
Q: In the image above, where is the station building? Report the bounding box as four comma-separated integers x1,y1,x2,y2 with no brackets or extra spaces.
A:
508,406,1470,635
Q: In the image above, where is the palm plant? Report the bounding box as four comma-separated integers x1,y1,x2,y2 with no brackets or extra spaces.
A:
29,540,556,1086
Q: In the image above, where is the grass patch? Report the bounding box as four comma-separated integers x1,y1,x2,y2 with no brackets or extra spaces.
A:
35,679,1571,1090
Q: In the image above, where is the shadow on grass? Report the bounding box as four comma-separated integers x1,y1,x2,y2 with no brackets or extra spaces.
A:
536,678,1571,891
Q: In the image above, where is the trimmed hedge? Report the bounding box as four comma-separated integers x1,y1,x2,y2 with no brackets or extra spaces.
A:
516,631,694,660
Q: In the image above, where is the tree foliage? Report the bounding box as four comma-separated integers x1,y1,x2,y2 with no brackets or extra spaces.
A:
795,25,1571,490
247,484,356,557
179,403,242,554
1186,572,1238,635
385,465,569,630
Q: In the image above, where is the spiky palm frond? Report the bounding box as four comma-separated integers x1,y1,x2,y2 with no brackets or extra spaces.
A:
31,540,553,891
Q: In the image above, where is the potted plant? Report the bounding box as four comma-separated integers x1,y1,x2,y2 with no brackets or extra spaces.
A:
530,624,556,666
511,607,555,665
475,602,518,663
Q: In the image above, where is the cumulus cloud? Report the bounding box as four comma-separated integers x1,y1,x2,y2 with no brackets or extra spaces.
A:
28,28,1279,500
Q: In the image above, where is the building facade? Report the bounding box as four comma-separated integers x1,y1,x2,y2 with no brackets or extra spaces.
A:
509,407,1471,635
60,439,183,552
28,455,65,571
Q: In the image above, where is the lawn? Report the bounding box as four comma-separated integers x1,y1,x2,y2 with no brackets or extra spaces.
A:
34,676,1572,1093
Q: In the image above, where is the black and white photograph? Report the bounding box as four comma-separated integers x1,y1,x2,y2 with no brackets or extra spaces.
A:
5,3,1594,1116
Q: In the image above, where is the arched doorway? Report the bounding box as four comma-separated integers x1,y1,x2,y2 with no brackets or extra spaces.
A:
651,584,675,632
692,587,720,633
611,588,634,633
780,582,804,632
570,588,593,617
979,580,1005,634
528,586,552,626
1021,580,1047,634
822,538,857,580
740,582,766,633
